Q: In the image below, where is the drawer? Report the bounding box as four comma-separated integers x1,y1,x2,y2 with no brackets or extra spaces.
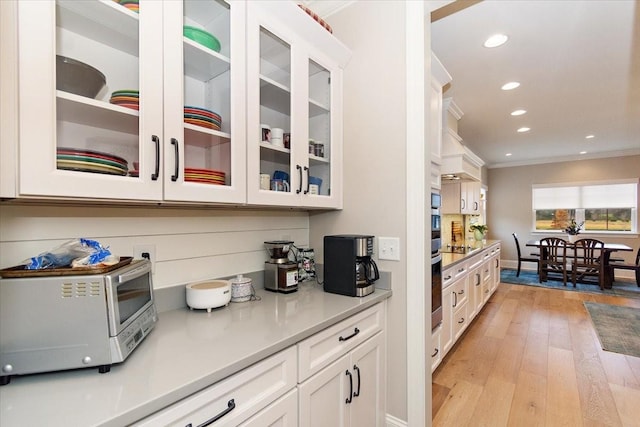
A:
297,302,385,382
451,277,468,308
452,261,468,279
134,347,296,427
431,325,442,373
442,266,455,288
467,253,483,269
453,301,469,340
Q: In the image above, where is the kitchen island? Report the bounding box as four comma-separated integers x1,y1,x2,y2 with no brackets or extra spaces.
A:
0,282,391,426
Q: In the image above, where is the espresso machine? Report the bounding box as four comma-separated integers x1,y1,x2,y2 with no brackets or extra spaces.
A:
264,241,299,293
323,235,380,297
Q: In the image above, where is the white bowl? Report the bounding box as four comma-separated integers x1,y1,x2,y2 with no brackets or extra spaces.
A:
186,280,231,312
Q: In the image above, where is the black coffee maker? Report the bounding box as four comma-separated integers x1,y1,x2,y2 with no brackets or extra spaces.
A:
323,235,380,297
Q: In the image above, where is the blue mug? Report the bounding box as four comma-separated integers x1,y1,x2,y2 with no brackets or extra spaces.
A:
308,176,322,194
273,170,289,183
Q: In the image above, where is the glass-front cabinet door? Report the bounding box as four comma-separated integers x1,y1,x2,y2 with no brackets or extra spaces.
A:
246,2,347,209
17,0,163,201
162,0,245,203
15,0,244,204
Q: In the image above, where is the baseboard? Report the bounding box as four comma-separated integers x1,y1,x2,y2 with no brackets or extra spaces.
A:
386,414,408,427
501,260,637,281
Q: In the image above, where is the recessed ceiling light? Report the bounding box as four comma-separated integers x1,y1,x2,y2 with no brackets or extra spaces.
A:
517,127,530,133
506,153,512,157
501,82,520,90
580,151,587,155
511,109,527,116
585,135,595,139
484,34,508,48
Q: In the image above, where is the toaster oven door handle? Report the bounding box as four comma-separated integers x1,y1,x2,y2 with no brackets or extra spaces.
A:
117,265,150,284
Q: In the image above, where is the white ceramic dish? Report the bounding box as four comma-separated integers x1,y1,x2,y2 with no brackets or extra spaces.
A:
186,280,231,312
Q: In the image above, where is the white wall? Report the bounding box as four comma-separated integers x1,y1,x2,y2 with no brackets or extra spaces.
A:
309,1,421,423
0,204,309,288
488,154,640,274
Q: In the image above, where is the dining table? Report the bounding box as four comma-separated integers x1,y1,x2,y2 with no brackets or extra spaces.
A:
526,239,633,289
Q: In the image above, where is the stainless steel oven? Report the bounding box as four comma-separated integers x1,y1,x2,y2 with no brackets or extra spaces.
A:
431,253,443,329
431,192,443,329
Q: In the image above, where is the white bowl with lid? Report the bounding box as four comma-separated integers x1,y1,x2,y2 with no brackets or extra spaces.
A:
186,279,231,312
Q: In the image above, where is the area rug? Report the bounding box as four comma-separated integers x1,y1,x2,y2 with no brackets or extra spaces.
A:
584,302,640,358
500,268,640,299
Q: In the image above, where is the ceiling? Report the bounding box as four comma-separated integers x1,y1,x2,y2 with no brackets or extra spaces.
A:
304,0,640,168
431,0,640,168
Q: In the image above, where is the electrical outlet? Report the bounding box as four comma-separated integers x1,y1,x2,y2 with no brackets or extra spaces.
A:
133,244,156,272
378,237,400,261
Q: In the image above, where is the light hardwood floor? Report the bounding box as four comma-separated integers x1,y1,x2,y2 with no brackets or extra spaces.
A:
432,281,640,427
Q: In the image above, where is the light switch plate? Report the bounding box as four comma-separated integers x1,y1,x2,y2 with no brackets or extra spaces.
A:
378,237,400,261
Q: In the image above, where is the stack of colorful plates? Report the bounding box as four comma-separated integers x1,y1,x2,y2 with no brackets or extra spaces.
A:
116,0,139,13
184,168,226,185
56,147,128,176
110,90,139,110
184,106,221,131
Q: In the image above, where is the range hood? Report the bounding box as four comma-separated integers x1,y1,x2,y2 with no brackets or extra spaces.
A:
441,128,484,182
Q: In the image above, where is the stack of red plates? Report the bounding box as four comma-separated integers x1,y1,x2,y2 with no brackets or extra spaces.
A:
110,90,139,110
56,147,128,176
184,106,221,131
184,168,226,185
115,0,139,13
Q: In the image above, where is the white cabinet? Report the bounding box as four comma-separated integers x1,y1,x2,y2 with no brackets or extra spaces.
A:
298,332,385,427
246,1,350,209
436,243,501,368
490,243,501,293
5,0,350,209
134,347,297,427
10,0,246,204
441,181,482,214
238,389,298,427
431,325,442,373
297,302,386,427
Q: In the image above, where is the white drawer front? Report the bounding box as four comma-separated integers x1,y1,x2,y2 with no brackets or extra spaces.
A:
134,347,296,427
453,302,469,340
297,302,385,382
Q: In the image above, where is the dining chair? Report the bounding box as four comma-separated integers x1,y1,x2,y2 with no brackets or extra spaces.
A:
609,247,640,287
512,233,539,277
571,238,604,288
539,237,568,285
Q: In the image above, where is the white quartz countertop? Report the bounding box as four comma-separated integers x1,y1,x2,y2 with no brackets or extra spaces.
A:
0,283,391,427
441,240,500,269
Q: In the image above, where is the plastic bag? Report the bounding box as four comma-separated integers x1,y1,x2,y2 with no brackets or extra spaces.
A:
23,238,117,270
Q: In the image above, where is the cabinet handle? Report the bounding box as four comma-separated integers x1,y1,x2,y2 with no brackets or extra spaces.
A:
459,289,464,295
345,370,353,404
353,365,361,397
431,348,439,358
475,273,481,286
171,138,179,182
453,292,458,308
194,399,235,427
461,199,466,210
445,274,452,280
151,135,160,181
474,201,478,211
339,327,360,342
296,165,302,194
303,166,310,194
458,317,465,324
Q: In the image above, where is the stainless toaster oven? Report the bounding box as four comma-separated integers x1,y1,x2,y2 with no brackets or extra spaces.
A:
0,259,157,385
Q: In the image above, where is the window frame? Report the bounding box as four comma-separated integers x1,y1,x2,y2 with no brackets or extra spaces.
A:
532,179,639,236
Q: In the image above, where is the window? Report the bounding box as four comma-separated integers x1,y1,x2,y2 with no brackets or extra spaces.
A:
532,180,638,233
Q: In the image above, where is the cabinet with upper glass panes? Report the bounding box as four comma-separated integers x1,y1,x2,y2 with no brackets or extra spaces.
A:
245,1,350,209
4,0,245,204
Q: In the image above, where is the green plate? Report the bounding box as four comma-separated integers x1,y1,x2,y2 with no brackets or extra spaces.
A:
183,26,221,53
